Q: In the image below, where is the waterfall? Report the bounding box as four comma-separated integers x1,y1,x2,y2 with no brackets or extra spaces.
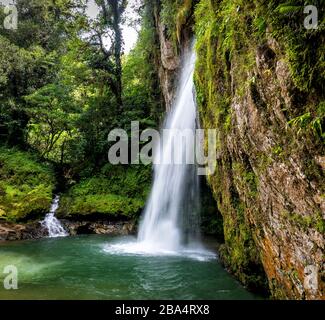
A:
41,195,68,238
137,45,201,252
104,44,214,260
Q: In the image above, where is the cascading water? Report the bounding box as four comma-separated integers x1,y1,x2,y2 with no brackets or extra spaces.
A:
41,195,68,238
105,44,214,260
137,46,200,252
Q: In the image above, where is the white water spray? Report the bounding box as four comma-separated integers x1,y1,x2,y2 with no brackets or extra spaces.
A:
104,44,215,260
137,46,200,251
41,195,68,238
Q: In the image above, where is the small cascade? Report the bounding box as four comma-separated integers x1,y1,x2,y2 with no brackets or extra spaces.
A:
41,195,68,238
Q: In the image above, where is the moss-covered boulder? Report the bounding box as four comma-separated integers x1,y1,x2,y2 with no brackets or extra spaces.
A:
0,147,55,222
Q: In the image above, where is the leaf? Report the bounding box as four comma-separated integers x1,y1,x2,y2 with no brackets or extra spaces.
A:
275,4,301,15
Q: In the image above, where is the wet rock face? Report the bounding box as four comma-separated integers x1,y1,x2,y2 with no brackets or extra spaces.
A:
0,222,47,241
201,38,324,299
153,6,180,110
227,42,324,299
153,0,324,297
148,0,324,300
61,220,136,237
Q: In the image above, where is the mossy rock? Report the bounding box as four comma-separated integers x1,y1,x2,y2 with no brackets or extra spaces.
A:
0,147,55,221
58,164,152,219
58,194,145,219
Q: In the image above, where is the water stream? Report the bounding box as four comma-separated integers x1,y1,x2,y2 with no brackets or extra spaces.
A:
41,195,68,238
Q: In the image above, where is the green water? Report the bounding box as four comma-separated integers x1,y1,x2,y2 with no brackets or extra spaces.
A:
0,235,260,300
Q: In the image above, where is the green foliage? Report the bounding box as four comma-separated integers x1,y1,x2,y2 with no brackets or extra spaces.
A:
254,0,324,93
74,164,151,199
160,0,193,49
219,205,268,292
25,83,81,162
160,0,181,41
52,2,161,220
275,3,301,15
272,146,284,157
122,10,163,124
0,147,55,221
193,0,323,296
0,1,160,225
0,0,85,147
315,212,325,234
59,194,144,218
84,0,128,108
288,101,325,142
58,164,152,218
1,0,163,173
232,162,258,198
194,0,255,135
283,210,325,234
200,181,224,240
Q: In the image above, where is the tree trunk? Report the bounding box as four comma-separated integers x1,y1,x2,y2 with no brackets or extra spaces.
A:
110,0,123,110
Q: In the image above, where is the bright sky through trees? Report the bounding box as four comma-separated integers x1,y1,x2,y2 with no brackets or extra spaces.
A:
86,0,139,53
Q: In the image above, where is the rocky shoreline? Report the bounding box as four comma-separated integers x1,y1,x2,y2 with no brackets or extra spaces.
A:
0,222,47,241
0,220,136,242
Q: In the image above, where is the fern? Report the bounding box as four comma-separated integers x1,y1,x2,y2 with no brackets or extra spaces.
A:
288,110,325,141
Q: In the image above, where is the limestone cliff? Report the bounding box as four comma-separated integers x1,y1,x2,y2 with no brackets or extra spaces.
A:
151,0,324,299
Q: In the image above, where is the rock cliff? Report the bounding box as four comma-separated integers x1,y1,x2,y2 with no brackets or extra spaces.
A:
151,0,324,299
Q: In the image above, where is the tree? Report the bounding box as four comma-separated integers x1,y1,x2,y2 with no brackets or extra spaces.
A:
86,0,128,110
24,83,80,163
0,0,86,147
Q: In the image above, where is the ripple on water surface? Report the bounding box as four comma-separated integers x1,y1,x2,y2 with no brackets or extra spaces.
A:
0,235,261,300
